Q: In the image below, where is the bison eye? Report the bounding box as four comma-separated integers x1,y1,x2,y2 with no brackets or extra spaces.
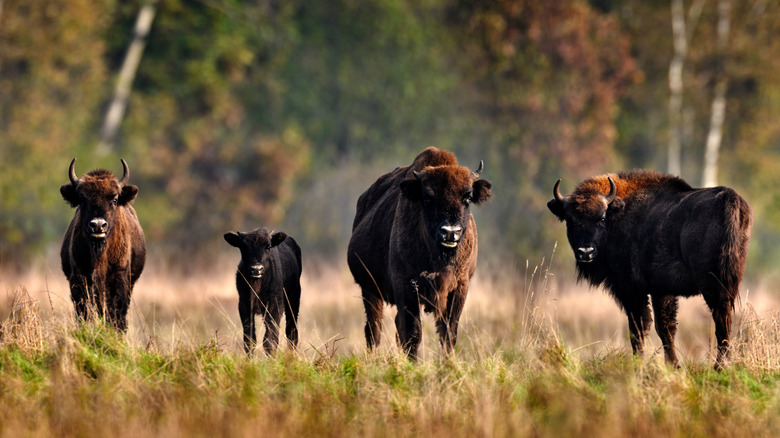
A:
463,196,471,206
112,196,118,206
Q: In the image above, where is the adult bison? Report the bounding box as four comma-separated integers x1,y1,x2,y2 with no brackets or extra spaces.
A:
60,158,146,332
224,227,302,355
347,147,492,360
547,170,752,369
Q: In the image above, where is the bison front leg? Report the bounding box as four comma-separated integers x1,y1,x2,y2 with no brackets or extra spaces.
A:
436,287,467,355
69,275,91,323
395,291,423,361
363,294,384,350
107,271,132,332
625,297,652,358
239,298,256,355
261,299,283,356
651,294,680,367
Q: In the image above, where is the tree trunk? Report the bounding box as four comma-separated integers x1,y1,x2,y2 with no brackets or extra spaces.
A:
702,0,730,188
667,0,704,177
96,2,158,155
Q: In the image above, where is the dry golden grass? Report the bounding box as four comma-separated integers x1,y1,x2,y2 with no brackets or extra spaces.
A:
1,249,776,366
3,250,780,438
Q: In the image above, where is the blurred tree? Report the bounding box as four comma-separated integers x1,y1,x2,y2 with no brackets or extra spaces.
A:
108,0,310,254
0,0,114,267
448,0,639,258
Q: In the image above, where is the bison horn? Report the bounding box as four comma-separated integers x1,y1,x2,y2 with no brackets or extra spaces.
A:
553,179,564,202
604,176,617,203
119,159,129,185
472,160,484,178
68,158,79,185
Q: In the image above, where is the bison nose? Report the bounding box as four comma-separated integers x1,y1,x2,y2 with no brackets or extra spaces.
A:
575,246,597,263
249,265,264,278
439,225,463,248
89,218,108,237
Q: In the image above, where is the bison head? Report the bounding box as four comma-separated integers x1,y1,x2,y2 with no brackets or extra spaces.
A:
60,158,138,251
400,161,492,257
547,176,625,264
224,228,287,279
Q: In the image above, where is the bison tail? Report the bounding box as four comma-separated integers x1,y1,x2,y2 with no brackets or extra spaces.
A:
719,190,753,297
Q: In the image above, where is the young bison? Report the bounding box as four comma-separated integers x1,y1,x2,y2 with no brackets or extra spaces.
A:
224,227,302,355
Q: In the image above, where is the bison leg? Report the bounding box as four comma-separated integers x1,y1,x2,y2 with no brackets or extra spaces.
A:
651,295,680,367
107,271,132,332
704,294,735,371
435,288,466,355
395,297,423,361
69,276,91,322
261,300,283,356
239,299,256,355
625,298,652,358
283,285,301,350
363,294,384,350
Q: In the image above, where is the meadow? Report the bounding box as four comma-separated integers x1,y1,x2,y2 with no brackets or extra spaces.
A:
2,249,780,437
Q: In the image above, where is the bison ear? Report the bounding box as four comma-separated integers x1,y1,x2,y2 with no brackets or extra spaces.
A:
224,231,242,247
608,197,625,212
400,177,422,201
547,199,565,221
60,184,79,208
270,232,287,247
471,179,492,205
119,184,138,205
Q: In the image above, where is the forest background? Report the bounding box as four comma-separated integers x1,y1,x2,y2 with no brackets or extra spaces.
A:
2,0,780,281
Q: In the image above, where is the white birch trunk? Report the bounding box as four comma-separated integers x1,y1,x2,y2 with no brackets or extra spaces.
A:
667,0,704,177
97,2,157,155
702,0,730,188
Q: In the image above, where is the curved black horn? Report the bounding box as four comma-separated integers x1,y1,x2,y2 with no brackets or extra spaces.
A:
472,160,484,178
553,179,564,202
119,159,129,185
68,158,79,185
604,176,617,203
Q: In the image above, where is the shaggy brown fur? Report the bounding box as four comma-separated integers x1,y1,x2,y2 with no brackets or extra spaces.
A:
347,147,492,360
60,159,146,332
548,169,752,369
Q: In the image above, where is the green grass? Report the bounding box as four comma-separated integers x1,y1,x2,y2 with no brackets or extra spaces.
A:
3,300,780,438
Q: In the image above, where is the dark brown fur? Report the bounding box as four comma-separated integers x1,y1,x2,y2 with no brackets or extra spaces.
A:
548,169,752,369
347,147,492,360
60,159,146,332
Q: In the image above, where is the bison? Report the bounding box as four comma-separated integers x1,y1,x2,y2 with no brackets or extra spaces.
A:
60,158,146,331
224,227,302,355
547,170,752,369
347,147,492,360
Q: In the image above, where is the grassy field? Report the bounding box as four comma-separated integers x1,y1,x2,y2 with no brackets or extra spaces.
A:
2,251,780,437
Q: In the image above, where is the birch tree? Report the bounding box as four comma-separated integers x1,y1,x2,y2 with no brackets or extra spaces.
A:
668,0,704,176
701,0,731,187
96,1,157,155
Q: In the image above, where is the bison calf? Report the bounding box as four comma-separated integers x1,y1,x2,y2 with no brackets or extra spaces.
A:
348,147,492,360
548,170,752,369
224,228,302,355
60,158,146,332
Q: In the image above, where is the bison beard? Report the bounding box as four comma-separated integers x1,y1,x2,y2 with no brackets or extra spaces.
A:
548,169,752,369
348,147,492,361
